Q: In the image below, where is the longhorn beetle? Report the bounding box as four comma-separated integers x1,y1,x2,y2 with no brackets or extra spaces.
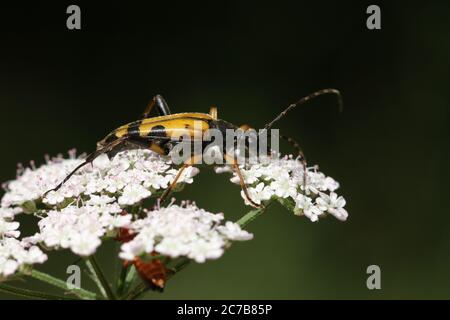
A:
45,89,342,208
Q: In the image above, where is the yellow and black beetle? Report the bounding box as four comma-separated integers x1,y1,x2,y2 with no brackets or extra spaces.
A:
45,89,342,207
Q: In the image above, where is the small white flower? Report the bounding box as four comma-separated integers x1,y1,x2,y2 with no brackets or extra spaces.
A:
22,246,48,264
21,234,42,247
118,184,151,206
155,237,190,258
69,233,102,257
0,257,19,277
323,177,340,192
261,165,290,182
295,194,324,222
43,190,65,205
0,219,20,238
41,225,72,248
108,157,131,176
269,172,297,199
178,167,200,184
92,153,111,171
230,166,262,185
119,241,146,261
85,178,109,195
217,221,253,241
214,166,233,174
142,173,171,190
86,194,116,206
100,213,132,230
187,238,224,263
0,207,22,219
316,192,348,221
241,182,273,205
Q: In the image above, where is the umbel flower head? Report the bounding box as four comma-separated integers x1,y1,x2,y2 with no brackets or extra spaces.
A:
1,149,198,209
119,202,253,263
0,148,347,294
219,154,348,222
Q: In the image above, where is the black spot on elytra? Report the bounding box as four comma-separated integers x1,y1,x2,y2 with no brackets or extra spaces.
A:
149,125,167,137
127,120,142,136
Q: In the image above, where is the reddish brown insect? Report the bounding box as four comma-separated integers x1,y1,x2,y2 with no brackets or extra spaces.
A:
132,255,167,290
117,217,167,290
116,226,135,243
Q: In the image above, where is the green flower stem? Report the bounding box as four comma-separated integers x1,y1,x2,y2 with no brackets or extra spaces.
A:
169,257,191,276
0,283,77,300
28,269,98,300
117,264,138,297
86,256,116,300
122,265,138,295
85,261,107,298
116,264,129,296
122,281,148,300
236,206,267,227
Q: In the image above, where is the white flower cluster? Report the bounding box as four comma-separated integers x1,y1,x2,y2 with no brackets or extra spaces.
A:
0,209,20,238
119,204,253,263
2,149,198,209
23,198,132,256
0,237,47,279
221,155,348,222
0,150,200,278
0,207,47,278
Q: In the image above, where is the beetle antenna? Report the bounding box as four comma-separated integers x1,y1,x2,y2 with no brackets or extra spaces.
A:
42,151,100,197
262,88,343,132
43,137,128,197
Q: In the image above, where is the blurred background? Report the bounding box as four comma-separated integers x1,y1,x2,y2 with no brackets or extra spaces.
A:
1,1,449,299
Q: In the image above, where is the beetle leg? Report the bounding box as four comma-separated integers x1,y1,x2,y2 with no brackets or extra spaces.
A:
224,154,263,208
157,164,189,205
238,125,309,193
209,106,218,120
142,94,171,118
156,154,202,205
232,163,264,208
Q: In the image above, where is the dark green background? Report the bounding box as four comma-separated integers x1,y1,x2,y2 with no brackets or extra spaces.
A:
1,1,449,299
